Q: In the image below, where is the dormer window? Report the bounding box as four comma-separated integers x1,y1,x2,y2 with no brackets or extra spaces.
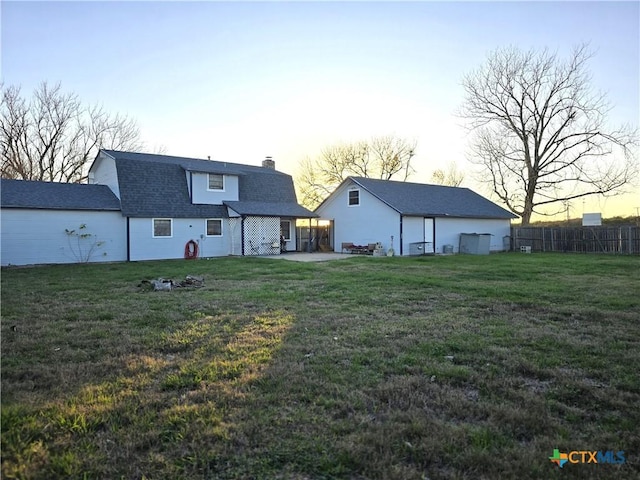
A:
208,174,224,190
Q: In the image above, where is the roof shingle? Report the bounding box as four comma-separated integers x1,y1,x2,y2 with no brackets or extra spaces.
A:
1,178,121,211
340,177,517,219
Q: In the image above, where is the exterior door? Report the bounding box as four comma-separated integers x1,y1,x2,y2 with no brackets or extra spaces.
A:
424,218,435,253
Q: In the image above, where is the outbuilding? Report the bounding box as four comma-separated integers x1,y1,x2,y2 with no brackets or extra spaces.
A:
314,177,517,255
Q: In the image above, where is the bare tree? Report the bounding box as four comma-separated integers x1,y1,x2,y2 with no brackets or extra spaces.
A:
431,162,465,187
1,82,143,183
297,135,417,209
459,44,638,225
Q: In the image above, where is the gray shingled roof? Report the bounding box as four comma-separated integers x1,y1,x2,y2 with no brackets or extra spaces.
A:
1,178,121,211
114,159,227,218
344,177,517,219
101,150,251,176
104,150,315,219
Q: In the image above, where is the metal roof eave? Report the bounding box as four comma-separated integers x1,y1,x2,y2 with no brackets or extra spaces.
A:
1,205,121,212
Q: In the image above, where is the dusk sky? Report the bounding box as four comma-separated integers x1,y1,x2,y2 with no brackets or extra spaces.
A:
2,1,639,219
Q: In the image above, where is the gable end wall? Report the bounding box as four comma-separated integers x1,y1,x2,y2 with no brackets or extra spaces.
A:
88,153,120,198
316,181,400,252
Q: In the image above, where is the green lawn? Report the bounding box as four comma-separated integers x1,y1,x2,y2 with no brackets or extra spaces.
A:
1,253,639,479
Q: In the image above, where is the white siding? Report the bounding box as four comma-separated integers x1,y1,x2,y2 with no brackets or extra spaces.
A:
316,181,400,253
1,209,127,266
88,152,120,198
401,216,424,256
128,217,230,261
435,218,511,253
190,172,239,204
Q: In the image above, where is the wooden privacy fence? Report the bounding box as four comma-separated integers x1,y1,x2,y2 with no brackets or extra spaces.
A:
511,226,640,254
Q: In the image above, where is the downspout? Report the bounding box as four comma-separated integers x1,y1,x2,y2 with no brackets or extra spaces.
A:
432,218,436,254
126,217,131,261
399,215,403,256
241,216,245,256
331,219,335,253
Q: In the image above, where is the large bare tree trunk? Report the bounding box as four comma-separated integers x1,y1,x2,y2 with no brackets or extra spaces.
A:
460,44,638,225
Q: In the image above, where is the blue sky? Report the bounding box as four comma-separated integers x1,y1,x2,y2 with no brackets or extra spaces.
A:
2,1,639,218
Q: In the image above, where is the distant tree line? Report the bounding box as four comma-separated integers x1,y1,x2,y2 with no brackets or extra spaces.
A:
520,215,640,228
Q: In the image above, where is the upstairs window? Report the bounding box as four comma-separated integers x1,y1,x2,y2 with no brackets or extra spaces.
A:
348,189,360,206
208,174,224,190
206,219,223,237
153,218,172,237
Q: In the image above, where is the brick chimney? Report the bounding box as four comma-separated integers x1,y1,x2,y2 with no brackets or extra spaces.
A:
262,156,275,170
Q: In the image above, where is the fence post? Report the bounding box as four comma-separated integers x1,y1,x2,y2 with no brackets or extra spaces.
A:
618,227,622,253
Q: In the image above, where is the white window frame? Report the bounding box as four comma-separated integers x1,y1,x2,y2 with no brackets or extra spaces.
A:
206,218,223,237
152,218,173,238
348,189,360,206
208,173,225,191
280,220,292,241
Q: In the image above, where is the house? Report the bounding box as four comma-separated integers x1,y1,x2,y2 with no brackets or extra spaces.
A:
314,177,518,255
1,150,316,266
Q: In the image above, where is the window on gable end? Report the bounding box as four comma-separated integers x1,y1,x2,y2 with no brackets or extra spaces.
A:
348,189,360,206
208,174,224,190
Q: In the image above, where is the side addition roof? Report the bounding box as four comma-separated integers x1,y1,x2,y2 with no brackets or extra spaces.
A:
224,201,317,218
225,168,317,217
1,178,121,211
334,177,517,219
